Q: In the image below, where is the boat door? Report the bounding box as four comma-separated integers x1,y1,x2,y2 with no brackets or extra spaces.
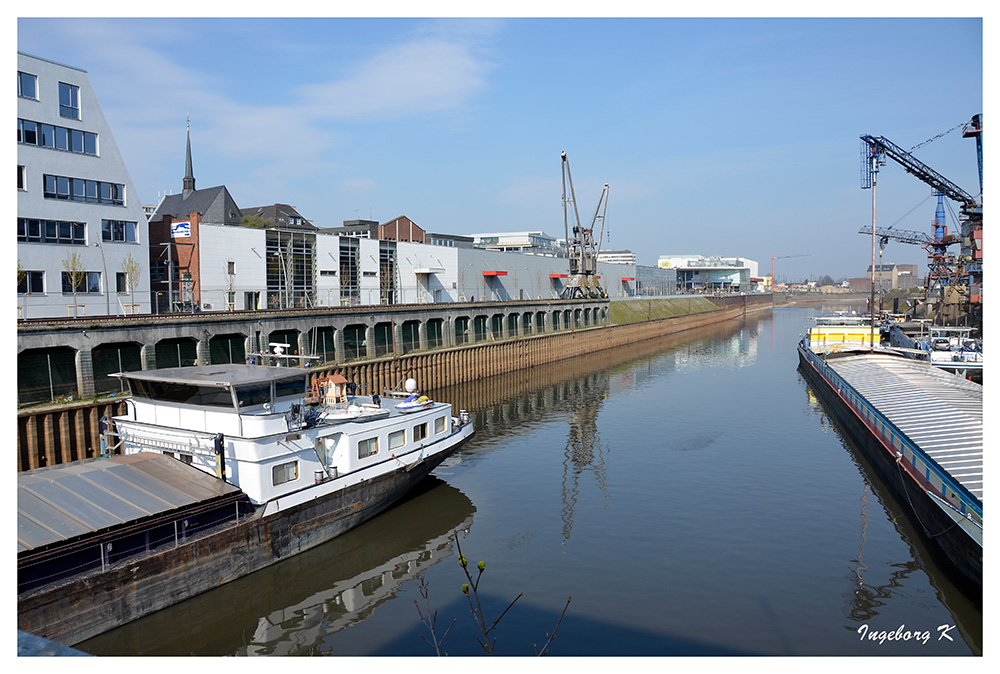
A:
315,433,342,476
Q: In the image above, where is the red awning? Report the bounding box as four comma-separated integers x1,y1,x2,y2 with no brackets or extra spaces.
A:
549,274,568,279
483,270,507,276
621,277,635,281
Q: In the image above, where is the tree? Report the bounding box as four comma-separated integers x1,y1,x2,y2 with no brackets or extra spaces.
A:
817,274,836,287
240,214,272,229
121,253,142,314
62,251,85,318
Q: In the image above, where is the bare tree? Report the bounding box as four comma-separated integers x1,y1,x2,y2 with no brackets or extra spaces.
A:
121,253,142,314
224,258,236,310
62,251,85,318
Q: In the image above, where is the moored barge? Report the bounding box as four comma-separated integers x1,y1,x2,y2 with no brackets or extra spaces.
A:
797,319,982,588
18,364,474,646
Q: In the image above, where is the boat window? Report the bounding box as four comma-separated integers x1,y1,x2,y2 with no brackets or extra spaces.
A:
413,423,428,442
126,378,234,407
274,376,306,399
388,430,406,450
358,436,378,459
434,416,447,434
272,460,298,486
236,383,271,408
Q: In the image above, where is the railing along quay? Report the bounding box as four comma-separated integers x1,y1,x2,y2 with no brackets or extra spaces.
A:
17,294,772,471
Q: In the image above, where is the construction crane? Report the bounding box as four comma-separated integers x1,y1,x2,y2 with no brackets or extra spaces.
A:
769,254,809,290
859,117,983,325
560,152,609,300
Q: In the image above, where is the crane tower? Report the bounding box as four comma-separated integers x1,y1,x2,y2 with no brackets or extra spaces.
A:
560,152,609,300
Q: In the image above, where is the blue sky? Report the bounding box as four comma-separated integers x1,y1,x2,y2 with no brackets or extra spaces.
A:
16,15,984,281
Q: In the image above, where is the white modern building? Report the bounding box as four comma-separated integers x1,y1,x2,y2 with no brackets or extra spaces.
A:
597,250,636,265
17,52,151,319
658,254,759,292
469,231,565,257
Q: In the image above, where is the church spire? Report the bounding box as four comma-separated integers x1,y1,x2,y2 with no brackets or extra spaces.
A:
182,115,195,196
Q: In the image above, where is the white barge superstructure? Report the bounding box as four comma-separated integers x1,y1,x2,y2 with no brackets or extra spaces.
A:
18,365,474,645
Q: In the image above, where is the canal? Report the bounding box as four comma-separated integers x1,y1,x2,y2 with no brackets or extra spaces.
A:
79,304,982,656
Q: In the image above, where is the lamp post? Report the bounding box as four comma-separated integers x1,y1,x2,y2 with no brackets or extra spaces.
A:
92,241,110,315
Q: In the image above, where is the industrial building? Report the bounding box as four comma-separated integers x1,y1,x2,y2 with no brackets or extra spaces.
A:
17,52,152,319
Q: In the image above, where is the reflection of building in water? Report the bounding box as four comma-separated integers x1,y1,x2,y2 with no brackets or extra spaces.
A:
241,483,474,655
670,322,760,372
560,373,609,544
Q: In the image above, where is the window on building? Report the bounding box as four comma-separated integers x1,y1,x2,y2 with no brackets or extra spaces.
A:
18,71,37,99
358,436,378,459
18,166,26,191
18,271,44,294
388,430,406,450
44,175,124,205
272,460,298,486
58,82,80,119
227,261,235,275
61,271,101,294
102,219,137,243
116,272,127,293
18,218,86,245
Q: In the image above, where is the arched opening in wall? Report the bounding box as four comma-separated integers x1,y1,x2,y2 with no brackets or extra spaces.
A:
374,322,394,357
209,333,247,365
400,320,420,354
18,346,77,406
155,337,198,369
522,312,532,334
491,314,504,340
473,315,489,342
535,311,545,333
92,342,142,395
506,313,519,338
454,316,470,345
342,324,367,361
583,308,591,326
426,318,444,349
573,308,582,328
552,310,561,331
312,327,336,365
563,309,572,329
266,329,301,360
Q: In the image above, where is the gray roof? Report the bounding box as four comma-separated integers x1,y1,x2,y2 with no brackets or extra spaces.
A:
151,185,243,226
241,203,317,230
115,364,306,387
18,453,241,554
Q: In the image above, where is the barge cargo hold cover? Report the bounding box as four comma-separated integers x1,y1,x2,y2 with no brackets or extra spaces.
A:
798,345,983,588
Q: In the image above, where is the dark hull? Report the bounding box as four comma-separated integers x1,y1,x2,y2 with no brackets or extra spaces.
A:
796,345,982,591
17,434,470,646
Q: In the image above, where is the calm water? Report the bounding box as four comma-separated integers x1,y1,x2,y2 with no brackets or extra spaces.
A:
81,305,982,656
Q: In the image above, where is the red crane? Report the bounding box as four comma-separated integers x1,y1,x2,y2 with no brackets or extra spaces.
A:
770,254,810,290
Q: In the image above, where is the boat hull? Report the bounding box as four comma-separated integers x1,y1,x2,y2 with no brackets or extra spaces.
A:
796,343,982,590
17,430,472,646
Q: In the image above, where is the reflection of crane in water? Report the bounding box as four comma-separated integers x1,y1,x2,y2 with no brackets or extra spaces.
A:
560,373,610,544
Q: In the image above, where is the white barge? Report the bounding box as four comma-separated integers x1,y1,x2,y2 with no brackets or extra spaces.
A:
18,364,474,646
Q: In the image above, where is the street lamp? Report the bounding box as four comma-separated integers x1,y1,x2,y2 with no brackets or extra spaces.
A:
92,241,110,315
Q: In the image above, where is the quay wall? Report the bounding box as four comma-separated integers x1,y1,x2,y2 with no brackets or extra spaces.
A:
16,294,772,471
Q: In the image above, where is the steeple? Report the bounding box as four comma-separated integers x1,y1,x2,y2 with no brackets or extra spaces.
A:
182,115,196,196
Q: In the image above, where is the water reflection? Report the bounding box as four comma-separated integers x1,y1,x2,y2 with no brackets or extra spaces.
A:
80,479,475,656
560,372,609,544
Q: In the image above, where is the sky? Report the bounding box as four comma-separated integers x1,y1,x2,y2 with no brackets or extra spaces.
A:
15,10,985,282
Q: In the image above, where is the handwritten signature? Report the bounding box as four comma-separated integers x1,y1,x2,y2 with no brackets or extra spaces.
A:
857,623,957,645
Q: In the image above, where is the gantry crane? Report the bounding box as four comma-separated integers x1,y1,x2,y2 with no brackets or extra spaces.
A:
560,152,609,300
859,115,983,325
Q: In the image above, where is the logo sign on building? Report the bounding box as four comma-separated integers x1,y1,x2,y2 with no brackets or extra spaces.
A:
171,221,192,238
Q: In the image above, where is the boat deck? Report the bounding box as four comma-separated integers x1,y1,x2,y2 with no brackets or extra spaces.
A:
825,352,983,503
18,453,243,555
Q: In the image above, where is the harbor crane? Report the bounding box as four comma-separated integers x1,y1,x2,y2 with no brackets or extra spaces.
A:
560,152,609,300
860,115,983,325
